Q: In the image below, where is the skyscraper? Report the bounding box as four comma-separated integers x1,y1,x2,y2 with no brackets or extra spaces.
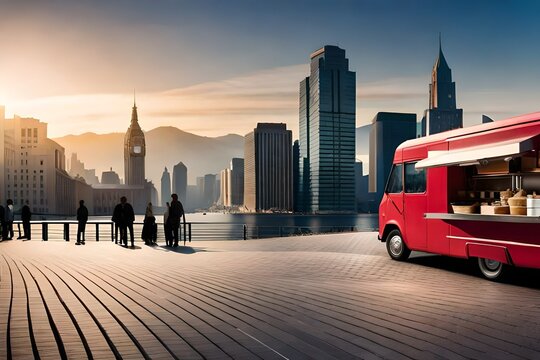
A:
220,158,245,207
161,167,171,206
124,98,146,185
0,106,5,200
244,123,293,212
172,162,187,204
419,37,463,136
298,45,356,213
369,112,416,207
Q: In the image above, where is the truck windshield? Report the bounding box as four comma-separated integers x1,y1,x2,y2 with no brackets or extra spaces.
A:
385,164,403,193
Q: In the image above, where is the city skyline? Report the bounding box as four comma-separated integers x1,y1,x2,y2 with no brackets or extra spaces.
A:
1,1,539,138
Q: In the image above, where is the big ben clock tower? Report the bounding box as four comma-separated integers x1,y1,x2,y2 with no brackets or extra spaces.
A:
124,97,146,185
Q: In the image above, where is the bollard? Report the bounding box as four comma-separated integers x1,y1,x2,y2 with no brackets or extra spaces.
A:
64,223,70,241
42,223,48,241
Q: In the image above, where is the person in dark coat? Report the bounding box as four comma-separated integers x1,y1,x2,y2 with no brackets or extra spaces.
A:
4,199,14,240
76,200,89,245
169,193,186,247
163,202,172,246
112,202,121,244
141,202,156,245
117,196,135,247
20,201,32,240
0,204,4,240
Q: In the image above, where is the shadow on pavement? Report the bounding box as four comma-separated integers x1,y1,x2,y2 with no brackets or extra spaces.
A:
409,252,540,289
150,244,212,254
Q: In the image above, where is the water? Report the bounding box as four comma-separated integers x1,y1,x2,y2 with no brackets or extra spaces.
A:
24,213,379,241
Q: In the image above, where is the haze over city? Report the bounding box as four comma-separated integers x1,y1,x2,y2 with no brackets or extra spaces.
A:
1,0,539,138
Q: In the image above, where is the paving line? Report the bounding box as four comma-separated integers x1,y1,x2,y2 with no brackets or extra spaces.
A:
236,328,290,360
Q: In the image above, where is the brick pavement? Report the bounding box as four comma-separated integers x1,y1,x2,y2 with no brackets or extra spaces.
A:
1,232,540,359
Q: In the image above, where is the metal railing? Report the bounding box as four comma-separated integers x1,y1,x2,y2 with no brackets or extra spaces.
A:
1,220,376,242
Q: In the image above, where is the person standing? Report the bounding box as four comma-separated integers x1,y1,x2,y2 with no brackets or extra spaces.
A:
119,196,135,247
112,202,121,244
141,202,155,245
76,200,89,245
21,201,32,240
4,199,14,240
169,193,186,247
163,202,172,246
0,203,4,241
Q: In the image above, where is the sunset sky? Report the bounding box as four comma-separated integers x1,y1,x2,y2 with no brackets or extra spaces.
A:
1,0,539,138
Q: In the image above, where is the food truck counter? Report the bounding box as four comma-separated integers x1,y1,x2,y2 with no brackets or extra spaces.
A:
425,212,540,224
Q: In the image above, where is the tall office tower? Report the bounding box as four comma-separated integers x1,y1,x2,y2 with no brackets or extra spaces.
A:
292,140,300,212
161,167,171,206
124,98,146,185
244,123,293,212
220,169,229,206
172,162,187,204
369,112,416,207
298,45,356,213
203,174,216,207
230,158,244,206
419,38,463,136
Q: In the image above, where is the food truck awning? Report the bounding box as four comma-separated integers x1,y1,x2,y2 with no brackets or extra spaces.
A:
415,136,537,169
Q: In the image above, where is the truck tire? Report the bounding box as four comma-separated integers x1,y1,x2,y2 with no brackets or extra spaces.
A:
477,258,507,281
386,229,411,261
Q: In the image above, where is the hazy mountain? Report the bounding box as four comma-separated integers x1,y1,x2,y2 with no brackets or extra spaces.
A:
54,125,371,190
54,127,245,187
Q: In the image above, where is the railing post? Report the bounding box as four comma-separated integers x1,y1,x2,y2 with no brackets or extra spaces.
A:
279,226,282,237
42,223,48,241
96,223,100,241
64,223,69,241
188,223,192,243
243,224,247,240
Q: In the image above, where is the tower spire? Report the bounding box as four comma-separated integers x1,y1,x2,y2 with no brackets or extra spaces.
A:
438,32,442,53
133,89,136,108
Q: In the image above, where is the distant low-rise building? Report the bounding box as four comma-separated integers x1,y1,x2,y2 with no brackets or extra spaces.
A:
101,167,121,184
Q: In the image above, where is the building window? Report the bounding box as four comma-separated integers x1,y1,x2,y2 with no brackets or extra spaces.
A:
21,129,25,137
40,160,43,166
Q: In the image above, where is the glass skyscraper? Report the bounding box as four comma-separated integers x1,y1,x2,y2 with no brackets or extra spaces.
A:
298,46,356,213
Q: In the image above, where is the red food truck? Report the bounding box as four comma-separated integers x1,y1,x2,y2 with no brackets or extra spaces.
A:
378,112,540,280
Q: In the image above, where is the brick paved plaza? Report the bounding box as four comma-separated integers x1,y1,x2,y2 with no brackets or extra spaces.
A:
1,232,540,359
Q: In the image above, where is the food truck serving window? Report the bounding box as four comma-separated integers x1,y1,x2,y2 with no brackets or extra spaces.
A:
385,164,403,193
405,162,426,193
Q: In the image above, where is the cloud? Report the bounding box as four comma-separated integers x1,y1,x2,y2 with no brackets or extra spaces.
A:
4,64,535,139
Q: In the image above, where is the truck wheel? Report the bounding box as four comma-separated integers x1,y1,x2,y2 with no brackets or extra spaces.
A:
386,229,411,261
477,258,506,281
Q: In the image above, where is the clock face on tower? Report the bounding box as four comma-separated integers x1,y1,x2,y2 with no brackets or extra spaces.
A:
133,145,142,154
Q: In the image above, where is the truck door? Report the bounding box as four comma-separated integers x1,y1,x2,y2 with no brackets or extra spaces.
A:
381,163,404,230
403,162,427,250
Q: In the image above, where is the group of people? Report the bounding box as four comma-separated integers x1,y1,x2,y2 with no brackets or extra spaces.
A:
75,193,186,248
0,199,32,241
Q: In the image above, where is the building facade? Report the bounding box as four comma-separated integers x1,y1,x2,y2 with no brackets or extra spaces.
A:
124,100,146,185
101,168,121,184
244,123,293,212
369,112,416,207
161,166,171,206
220,158,244,207
172,162,187,204
419,39,463,137
0,114,90,215
298,45,356,213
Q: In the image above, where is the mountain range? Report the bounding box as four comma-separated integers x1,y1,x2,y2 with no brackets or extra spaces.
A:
54,125,372,188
